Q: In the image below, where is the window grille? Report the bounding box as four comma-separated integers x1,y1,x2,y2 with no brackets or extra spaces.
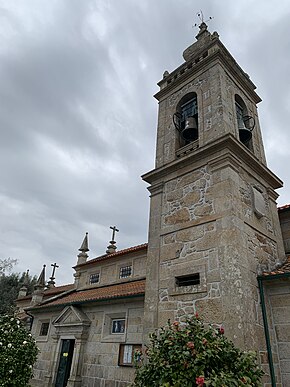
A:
175,273,200,287
181,97,198,125
119,265,132,279
89,273,100,284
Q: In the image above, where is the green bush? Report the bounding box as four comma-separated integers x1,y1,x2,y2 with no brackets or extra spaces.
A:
133,315,263,387
0,314,38,386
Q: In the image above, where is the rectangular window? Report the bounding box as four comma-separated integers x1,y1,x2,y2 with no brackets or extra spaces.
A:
175,273,200,287
118,344,142,366
39,322,49,336
89,273,100,284
119,265,132,279
112,319,125,334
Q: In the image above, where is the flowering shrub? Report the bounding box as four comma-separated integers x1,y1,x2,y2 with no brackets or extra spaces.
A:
0,314,38,386
133,315,263,387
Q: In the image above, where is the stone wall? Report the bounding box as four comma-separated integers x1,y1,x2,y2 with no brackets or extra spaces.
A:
31,299,144,387
264,280,290,387
279,207,290,254
75,251,146,290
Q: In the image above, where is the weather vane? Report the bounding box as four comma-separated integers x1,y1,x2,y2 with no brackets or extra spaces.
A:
193,10,213,28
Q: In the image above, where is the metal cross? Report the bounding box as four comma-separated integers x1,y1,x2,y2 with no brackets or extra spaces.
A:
50,262,59,280
110,226,119,241
193,10,213,27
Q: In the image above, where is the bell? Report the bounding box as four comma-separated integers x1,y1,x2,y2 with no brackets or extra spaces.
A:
238,119,252,144
181,116,198,142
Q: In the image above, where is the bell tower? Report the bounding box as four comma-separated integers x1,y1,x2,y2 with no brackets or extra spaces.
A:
142,22,285,356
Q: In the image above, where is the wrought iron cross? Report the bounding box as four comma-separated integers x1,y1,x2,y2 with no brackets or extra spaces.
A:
193,10,213,27
50,262,59,280
110,226,119,242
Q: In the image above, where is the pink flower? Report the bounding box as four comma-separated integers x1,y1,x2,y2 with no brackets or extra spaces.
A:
196,376,205,386
202,338,208,345
219,326,225,334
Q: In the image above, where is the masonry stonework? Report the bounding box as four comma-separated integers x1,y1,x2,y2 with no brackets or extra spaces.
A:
17,23,290,387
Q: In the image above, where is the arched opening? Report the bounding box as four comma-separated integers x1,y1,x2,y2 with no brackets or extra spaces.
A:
173,92,198,147
235,94,254,148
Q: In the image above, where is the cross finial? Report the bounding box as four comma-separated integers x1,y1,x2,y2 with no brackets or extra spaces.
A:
110,226,119,242
50,262,59,280
106,226,119,254
47,262,59,287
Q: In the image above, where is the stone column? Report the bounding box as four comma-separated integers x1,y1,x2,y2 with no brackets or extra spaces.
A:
67,334,88,387
143,182,163,340
44,335,59,387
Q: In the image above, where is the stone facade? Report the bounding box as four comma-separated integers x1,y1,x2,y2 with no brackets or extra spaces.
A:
17,24,290,387
142,23,287,386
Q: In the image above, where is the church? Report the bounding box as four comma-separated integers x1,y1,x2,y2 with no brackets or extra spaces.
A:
17,22,290,387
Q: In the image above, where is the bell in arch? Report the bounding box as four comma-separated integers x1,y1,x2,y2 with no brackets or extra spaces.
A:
238,115,255,144
181,116,198,142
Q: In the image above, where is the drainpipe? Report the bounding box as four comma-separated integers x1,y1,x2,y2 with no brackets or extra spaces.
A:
257,276,276,387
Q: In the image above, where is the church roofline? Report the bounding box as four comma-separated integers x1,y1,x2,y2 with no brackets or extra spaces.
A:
278,204,290,212
26,278,145,312
259,256,290,279
17,283,75,301
74,243,148,269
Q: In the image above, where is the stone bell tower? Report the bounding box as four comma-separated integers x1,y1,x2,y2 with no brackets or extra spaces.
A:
142,22,285,354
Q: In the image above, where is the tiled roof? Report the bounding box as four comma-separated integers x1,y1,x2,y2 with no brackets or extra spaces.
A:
278,204,290,211
262,256,290,277
45,283,75,295
17,283,75,301
76,243,148,268
28,279,145,310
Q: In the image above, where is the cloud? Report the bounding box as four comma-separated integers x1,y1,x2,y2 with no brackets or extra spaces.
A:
0,0,289,284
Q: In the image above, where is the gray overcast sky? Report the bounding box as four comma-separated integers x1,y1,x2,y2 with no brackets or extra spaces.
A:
0,0,289,285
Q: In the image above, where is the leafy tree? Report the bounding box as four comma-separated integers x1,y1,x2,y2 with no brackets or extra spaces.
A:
134,315,263,387
0,314,38,386
0,258,18,276
0,271,37,315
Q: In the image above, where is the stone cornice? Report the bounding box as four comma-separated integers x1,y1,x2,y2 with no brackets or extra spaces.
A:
142,134,283,190
155,39,261,104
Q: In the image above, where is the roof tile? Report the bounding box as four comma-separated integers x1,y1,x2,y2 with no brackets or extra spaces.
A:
17,283,75,301
76,243,148,268
278,204,290,211
262,256,290,277
29,279,145,309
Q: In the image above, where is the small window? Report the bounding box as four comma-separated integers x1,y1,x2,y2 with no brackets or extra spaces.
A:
119,265,132,279
89,273,100,284
112,319,125,334
118,344,142,366
39,322,49,336
176,273,200,287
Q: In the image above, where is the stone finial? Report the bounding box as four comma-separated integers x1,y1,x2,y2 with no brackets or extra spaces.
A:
195,21,209,40
183,13,217,63
31,265,46,305
106,226,119,254
18,269,29,298
77,232,89,265
34,265,46,291
163,70,169,79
